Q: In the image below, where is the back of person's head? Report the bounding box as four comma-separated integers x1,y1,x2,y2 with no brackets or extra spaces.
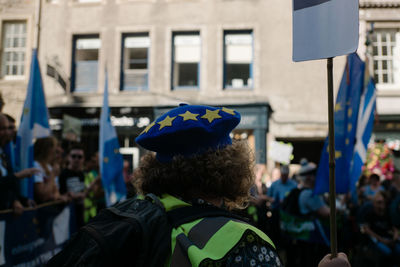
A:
297,158,317,181
134,104,254,209
368,173,380,184
34,136,58,162
280,164,290,180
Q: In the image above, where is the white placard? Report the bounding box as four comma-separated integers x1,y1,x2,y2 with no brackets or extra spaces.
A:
268,141,293,165
292,0,359,62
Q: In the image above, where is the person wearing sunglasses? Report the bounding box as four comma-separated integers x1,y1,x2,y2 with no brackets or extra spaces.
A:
59,143,87,228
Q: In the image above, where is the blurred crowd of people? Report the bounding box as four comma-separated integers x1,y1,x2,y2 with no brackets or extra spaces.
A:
0,108,132,228
246,159,400,267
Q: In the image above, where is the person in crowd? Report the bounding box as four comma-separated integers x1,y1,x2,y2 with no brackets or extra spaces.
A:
0,113,39,214
33,136,67,204
3,114,16,170
389,170,400,227
267,164,297,245
245,164,269,233
284,158,330,267
361,191,400,265
360,173,384,203
267,164,297,207
132,104,282,265
123,159,137,198
297,160,330,218
59,143,87,228
83,151,104,223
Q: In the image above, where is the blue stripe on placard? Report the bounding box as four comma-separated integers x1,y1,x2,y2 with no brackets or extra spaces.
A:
293,0,331,11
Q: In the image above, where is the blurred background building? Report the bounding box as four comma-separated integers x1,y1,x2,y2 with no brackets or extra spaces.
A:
0,0,399,171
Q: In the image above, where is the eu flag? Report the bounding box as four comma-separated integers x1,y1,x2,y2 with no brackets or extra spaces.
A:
314,53,365,194
15,49,51,199
99,70,126,206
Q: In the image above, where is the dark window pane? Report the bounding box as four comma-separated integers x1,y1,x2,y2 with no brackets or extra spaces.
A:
225,63,250,87
382,46,387,56
382,60,387,70
174,63,198,87
373,46,378,56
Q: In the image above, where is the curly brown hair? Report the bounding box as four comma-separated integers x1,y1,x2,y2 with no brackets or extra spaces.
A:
134,140,255,210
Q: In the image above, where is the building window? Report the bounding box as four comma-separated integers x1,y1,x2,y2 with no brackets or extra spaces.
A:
1,21,26,77
71,35,100,92
223,30,253,89
121,33,150,91
372,29,400,87
172,32,200,89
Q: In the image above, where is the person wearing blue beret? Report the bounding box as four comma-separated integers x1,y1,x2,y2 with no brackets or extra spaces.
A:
134,103,283,266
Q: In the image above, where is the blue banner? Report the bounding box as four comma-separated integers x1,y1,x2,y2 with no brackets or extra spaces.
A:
0,203,76,267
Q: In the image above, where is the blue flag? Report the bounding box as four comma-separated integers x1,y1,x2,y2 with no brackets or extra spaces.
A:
15,49,51,199
99,70,126,206
314,53,365,194
349,78,376,193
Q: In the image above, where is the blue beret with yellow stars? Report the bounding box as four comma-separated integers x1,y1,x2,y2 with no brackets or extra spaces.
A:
135,104,241,162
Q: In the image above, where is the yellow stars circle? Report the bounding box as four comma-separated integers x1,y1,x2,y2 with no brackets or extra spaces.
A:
158,115,176,130
201,109,222,123
104,157,109,163
179,111,199,121
222,107,236,115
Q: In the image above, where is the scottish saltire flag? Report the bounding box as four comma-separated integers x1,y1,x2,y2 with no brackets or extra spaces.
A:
15,49,51,198
292,0,359,61
314,53,365,194
349,78,376,192
99,71,126,207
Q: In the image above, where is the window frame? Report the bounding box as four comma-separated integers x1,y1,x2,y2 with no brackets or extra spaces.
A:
371,27,400,91
120,32,150,91
1,21,27,79
71,34,100,93
223,29,254,90
171,31,201,90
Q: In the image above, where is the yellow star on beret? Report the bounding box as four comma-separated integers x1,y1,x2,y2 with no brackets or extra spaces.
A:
222,107,236,115
158,115,176,130
201,109,222,123
141,121,155,135
179,111,199,121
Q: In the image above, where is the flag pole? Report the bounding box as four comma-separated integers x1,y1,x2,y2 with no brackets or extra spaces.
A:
327,57,338,258
34,0,42,53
